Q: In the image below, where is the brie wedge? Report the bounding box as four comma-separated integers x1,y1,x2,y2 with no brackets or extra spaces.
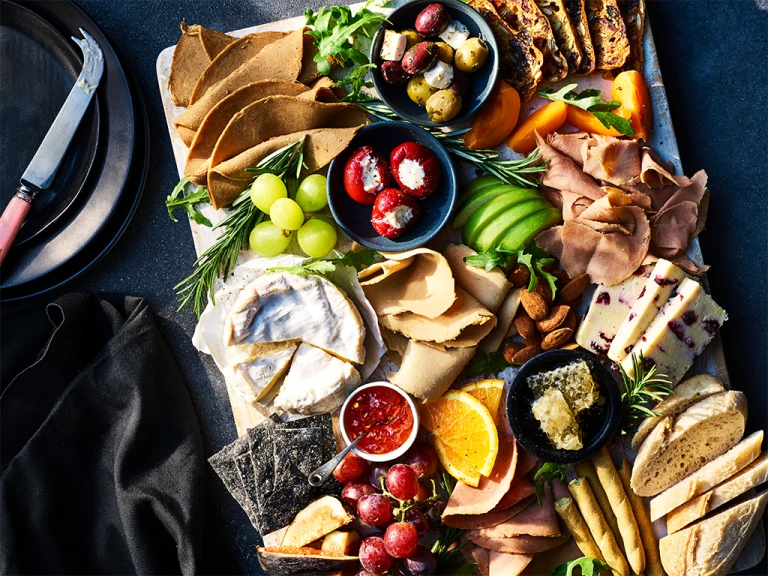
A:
227,272,366,365
224,342,298,404
274,343,361,414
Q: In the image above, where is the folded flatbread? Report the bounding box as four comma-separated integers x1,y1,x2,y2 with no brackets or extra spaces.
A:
388,342,476,402
443,244,512,313
168,23,234,106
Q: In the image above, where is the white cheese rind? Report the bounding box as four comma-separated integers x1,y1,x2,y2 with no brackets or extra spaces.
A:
224,342,297,403
621,278,727,385
423,60,454,89
274,343,361,414
608,259,688,362
575,261,655,358
438,20,470,50
381,30,407,61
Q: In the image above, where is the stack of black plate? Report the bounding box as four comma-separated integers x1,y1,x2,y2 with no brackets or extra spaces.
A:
0,0,148,301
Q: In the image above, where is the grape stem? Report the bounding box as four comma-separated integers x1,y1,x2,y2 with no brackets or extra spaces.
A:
379,477,442,523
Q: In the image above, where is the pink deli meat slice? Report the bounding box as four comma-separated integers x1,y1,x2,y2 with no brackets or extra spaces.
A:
475,484,559,538
489,551,534,576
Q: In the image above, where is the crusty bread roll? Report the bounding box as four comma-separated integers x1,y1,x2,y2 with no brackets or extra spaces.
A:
659,490,768,576
631,391,748,497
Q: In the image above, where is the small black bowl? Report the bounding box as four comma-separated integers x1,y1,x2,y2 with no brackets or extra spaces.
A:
327,121,457,252
506,349,621,464
370,0,499,127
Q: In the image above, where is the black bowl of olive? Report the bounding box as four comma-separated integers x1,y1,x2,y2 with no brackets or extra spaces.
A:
506,349,622,464
370,0,499,127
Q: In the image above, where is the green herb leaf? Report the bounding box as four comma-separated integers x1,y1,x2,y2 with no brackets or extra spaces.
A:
268,260,337,277
534,462,569,505
166,178,212,227
334,63,376,101
464,351,511,378
267,248,383,278
463,248,515,272
456,564,479,576
538,84,635,136
618,352,674,435
335,247,383,270
551,556,612,576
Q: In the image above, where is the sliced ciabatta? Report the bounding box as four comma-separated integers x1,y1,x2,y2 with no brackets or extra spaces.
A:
659,490,768,576
630,391,748,497
650,430,763,521
631,374,725,451
666,450,768,534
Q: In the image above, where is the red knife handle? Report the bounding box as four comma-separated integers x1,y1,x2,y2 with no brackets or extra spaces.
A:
0,185,34,266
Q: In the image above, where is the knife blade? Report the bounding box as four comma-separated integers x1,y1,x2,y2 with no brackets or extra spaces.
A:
0,29,104,266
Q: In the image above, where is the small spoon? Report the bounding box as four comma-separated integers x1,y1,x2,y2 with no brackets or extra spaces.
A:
308,434,366,487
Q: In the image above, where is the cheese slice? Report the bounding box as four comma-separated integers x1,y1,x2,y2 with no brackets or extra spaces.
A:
620,278,727,384
439,20,470,50
575,260,655,358
608,259,688,362
224,341,298,404
226,272,366,365
424,61,454,89
274,343,361,414
381,29,407,61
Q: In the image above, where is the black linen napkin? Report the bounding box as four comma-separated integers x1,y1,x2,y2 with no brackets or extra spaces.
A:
0,293,204,575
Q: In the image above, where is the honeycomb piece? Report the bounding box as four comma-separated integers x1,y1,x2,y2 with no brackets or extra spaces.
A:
528,360,601,413
531,388,583,450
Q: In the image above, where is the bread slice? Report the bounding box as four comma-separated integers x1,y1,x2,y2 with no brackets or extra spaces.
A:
650,430,763,521
585,0,630,70
564,0,595,74
535,0,582,72
659,490,768,576
631,374,726,451
492,0,570,81
630,391,748,497
666,450,768,534
617,0,645,71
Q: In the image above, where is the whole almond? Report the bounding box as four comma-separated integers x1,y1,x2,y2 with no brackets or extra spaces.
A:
502,341,526,364
552,269,570,285
514,312,537,341
536,305,571,333
520,290,549,320
561,274,589,302
534,281,553,302
541,327,573,350
508,265,530,288
563,310,577,332
561,341,580,351
523,330,542,347
511,345,542,366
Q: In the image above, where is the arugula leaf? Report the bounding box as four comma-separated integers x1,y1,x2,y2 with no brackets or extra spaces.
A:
334,63,376,101
464,351,511,378
463,248,515,272
466,244,559,298
534,462,569,505
335,247,383,270
551,557,612,576
166,178,212,227
538,83,635,137
267,248,383,277
304,2,388,76
455,564,478,576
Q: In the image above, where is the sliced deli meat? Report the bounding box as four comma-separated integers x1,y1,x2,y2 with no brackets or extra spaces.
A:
475,484,559,538
489,551,534,576
466,532,569,554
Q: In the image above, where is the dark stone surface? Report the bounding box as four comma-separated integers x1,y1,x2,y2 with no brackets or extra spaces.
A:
18,0,768,573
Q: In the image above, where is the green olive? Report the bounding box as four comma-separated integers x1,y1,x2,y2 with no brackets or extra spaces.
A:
399,29,422,50
426,89,463,123
455,38,489,73
407,75,438,107
435,41,454,64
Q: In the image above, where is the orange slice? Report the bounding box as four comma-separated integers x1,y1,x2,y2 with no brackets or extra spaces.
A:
461,379,505,426
420,390,499,485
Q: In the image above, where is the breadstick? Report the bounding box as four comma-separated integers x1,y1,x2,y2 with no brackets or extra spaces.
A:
555,496,605,561
569,477,630,576
618,459,665,576
591,447,645,575
574,459,625,553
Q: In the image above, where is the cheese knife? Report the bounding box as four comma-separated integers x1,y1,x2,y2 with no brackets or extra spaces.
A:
0,29,104,266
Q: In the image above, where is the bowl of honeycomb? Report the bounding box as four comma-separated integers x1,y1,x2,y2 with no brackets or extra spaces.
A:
506,349,621,464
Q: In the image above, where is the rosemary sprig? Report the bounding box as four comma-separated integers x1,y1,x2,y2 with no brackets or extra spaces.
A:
174,138,306,317
356,100,547,188
618,352,674,435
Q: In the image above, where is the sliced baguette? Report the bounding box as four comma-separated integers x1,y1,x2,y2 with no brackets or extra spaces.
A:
630,391,748,497
631,374,726,451
659,490,768,576
666,450,768,534
650,430,763,521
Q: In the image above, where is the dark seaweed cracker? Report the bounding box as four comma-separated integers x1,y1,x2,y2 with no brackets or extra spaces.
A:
234,452,261,531
208,435,250,513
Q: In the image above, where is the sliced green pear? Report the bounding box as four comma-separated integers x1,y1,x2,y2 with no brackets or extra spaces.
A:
472,199,553,253
454,184,533,229
498,207,563,252
461,188,545,245
456,174,503,206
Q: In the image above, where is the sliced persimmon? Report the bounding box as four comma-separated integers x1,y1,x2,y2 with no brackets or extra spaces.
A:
464,81,521,150
565,105,630,137
507,101,568,153
612,70,652,141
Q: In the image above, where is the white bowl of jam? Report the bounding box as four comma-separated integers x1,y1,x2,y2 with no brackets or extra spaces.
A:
340,381,419,462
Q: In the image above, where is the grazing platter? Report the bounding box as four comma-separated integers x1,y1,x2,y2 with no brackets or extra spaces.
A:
157,1,764,575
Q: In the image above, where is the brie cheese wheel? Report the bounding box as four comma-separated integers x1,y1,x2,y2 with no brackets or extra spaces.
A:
223,342,298,404
226,272,366,365
274,343,361,414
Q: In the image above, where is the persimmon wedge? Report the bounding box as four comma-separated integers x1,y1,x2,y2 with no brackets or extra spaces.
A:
613,70,652,141
507,101,568,153
565,105,630,137
464,81,521,150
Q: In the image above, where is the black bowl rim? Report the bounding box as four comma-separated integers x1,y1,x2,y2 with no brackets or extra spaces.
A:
506,349,622,464
327,120,458,252
369,0,500,127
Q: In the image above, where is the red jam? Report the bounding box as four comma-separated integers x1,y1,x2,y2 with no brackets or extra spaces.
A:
344,386,414,455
